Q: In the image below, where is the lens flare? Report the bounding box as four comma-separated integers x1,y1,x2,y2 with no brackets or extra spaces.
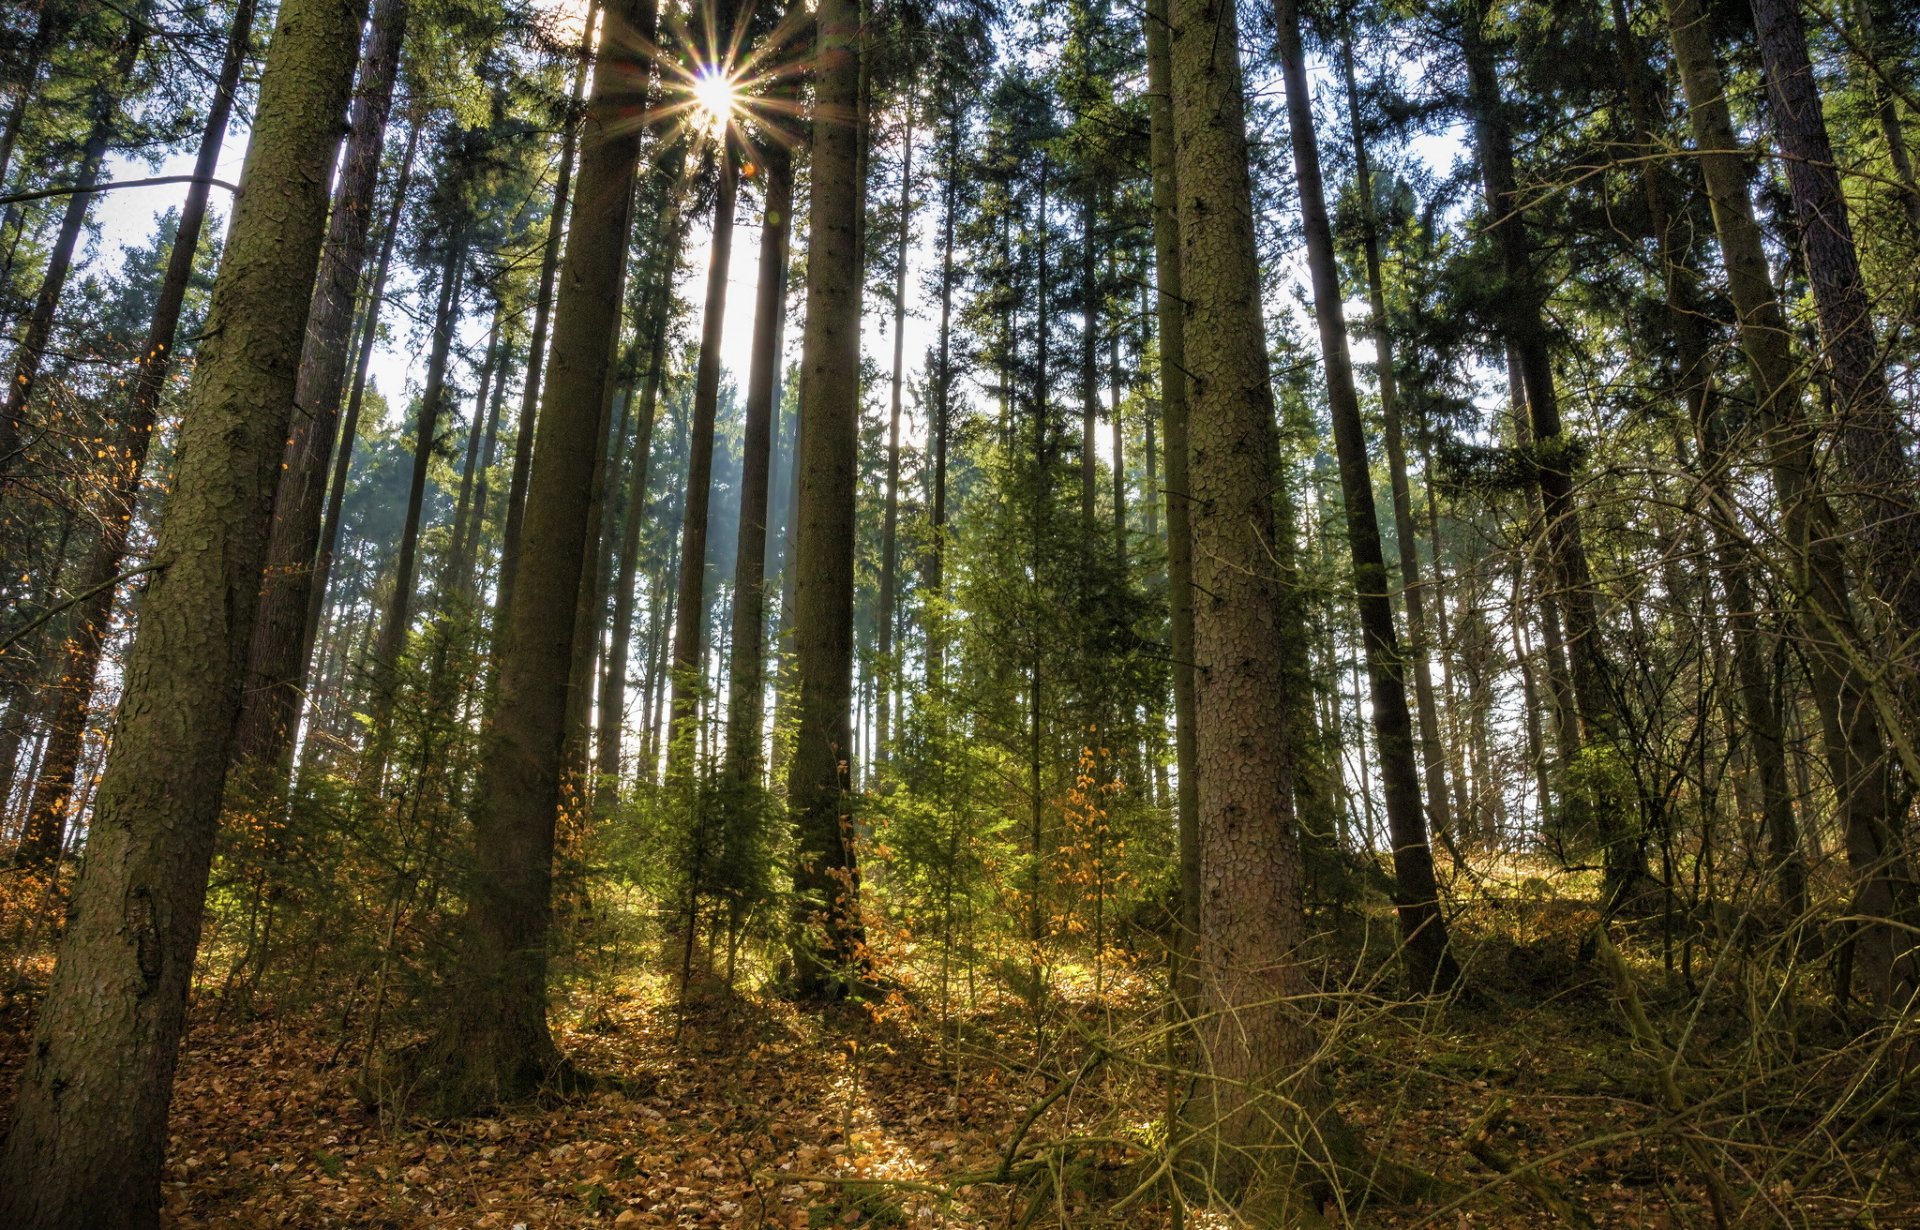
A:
690,68,736,139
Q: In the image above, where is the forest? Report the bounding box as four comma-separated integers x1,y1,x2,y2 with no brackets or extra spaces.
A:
0,0,1916,1221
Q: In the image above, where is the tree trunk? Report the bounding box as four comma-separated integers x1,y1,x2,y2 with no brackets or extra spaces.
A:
928,108,960,687
1750,0,1920,654
398,0,655,1114
1666,0,1911,999
229,0,411,787
1169,0,1339,1198
1079,192,1099,533
497,0,600,625
0,15,147,472
0,0,369,1217
365,236,465,765
14,0,259,869
1461,0,1640,907
876,86,915,766
1276,0,1458,991
724,140,793,785
1145,0,1199,1003
1338,35,1456,861
667,142,740,773
306,123,420,666
788,0,866,998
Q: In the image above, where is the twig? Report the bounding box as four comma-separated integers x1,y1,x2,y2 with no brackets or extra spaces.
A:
1460,1096,1597,1228
0,563,163,654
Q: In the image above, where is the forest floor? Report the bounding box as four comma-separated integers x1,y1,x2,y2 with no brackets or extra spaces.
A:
2,877,1917,1228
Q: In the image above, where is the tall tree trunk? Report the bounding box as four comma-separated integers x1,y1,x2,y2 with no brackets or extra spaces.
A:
1169,0,1341,1197
1145,0,1199,1001
0,0,57,189
1666,0,1911,999
1608,0,1803,916
788,0,866,998
1276,0,1458,991
365,237,465,765
1079,192,1099,533
0,15,147,472
1338,35,1456,860
724,140,792,785
927,108,959,687
876,87,915,767
667,143,740,772
1461,0,1640,907
306,123,419,666
400,0,656,1113
14,0,260,869
1109,247,1126,571
448,307,504,587
1750,0,1920,653
455,318,515,595
0,0,370,1217
229,0,411,786
497,0,600,624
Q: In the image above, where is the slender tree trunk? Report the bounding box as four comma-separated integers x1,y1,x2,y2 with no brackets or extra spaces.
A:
1750,0,1920,654
0,0,370,1217
1666,0,1910,997
401,0,656,1113
724,141,792,785
498,0,600,624
306,123,419,663
365,237,465,763
229,0,411,785
1169,0,1342,1197
788,0,866,998
1108,246,1126,571
667,143,740,772
1275,0,1457,991
456,320,515,595
876,87,915,766
0,0,57,190
1339,35,1456,860
928,109,959,687
14,0,260,869
1079,192,1099,533
0,16,147,471
1145,0,1199,1003
448,307,503,586
1462,0,1640,907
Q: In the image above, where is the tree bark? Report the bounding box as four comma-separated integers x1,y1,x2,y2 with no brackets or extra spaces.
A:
724,140,793,785
1275,0,1457,991
1750,0,1920,657
788,0,866,998
876,86,915,766
229,0,411,785
497,0,601,625
0,0,370,1217
1144,0,1199,1002
397,0,656,1114
1168,0,1338,1197
667,142,740,773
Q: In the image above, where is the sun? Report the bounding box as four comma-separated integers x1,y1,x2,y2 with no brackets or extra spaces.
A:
689,67,737,140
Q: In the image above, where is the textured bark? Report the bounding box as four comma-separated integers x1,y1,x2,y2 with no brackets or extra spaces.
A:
667,143,740,771
724,141,792,785
0,15,147,472
1276,0,1457,992
15,0,259,869
0,0,369,1218
1168,0,1331,1197
876,88,914,765
230,0,410,781
497,0,600,625
398,0,655,1114
1338,36,1455,860
787,0,865,998
1750,0,1920,656
1145,0,1199,993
